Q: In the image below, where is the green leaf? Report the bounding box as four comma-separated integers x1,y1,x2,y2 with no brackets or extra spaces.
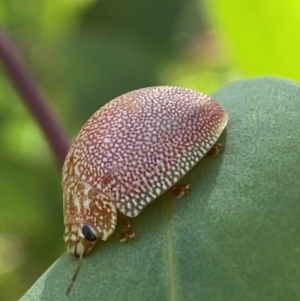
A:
21,77,300,301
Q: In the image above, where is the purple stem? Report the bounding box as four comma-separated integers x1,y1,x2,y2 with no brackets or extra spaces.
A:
0,28,70,167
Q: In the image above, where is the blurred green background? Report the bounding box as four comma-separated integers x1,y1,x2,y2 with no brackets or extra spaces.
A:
0,0,300,300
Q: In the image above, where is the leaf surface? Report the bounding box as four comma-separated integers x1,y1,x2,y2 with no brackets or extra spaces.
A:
21,77,300,301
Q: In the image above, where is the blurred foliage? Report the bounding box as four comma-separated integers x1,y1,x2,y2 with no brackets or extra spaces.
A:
205,0,300,79
0,0,299,300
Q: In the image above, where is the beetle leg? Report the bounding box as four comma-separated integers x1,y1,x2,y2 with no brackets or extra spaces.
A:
171,184,190,198
118,212,135,243
206,142,223,157
170,143,223,199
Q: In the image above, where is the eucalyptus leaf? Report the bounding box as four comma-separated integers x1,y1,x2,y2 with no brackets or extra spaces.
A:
21,77,300,301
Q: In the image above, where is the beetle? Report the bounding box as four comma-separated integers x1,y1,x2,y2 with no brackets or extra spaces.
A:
62,86,228,295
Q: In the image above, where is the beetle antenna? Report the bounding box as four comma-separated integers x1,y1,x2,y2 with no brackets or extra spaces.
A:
66,253,83,296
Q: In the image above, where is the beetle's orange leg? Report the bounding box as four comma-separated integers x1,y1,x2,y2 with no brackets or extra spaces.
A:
118,212,135,243
170,143,223,199
206,142,224,157
170,184,190,198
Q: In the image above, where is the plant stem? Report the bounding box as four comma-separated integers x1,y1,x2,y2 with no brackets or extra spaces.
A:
0,28,69,167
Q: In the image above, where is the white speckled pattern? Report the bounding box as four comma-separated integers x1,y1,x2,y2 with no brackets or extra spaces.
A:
62,86,228,254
